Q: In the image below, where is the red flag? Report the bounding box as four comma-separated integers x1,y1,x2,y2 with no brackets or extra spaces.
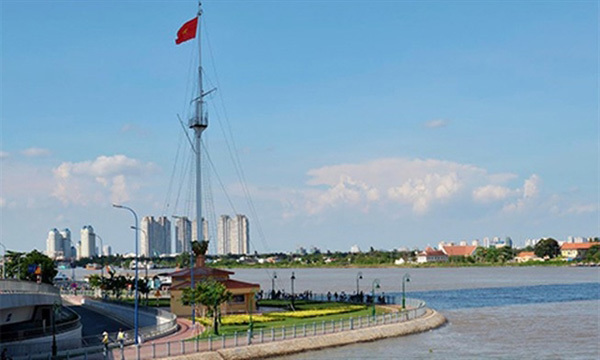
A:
175,17,198,45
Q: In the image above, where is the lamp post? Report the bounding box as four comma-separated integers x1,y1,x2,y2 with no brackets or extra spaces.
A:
356,271,363,297
402,273,410,309
248,290,254,340
113,203,140,345
132,226,150,305
96,234,105,279
51,300,60,357
271,271,277,299
371,279,380,317
290,272,296,308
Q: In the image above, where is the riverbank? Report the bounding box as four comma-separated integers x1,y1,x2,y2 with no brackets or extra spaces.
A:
162,308,446,360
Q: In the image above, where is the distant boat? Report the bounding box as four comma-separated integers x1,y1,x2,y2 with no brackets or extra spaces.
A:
85,263,101,270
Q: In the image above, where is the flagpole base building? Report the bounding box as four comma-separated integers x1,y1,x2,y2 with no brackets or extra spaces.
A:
168,256,259,317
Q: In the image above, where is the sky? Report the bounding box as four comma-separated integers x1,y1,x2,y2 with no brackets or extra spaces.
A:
1,0,598,255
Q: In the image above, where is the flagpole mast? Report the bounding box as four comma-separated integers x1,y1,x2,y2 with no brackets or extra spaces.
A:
188,0,205,327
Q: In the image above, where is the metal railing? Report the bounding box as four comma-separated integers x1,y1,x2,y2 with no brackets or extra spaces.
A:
110,297,427,360
108,297,428,360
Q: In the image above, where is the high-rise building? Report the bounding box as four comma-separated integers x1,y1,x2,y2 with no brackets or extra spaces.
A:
46,228,62,259
233,215,249,254
103,245,112,257
217,214,249,255
217,215,230,255
60,228,72,259
175,217,192,253
46,227,77,260
80,225,96,258
141,216,172,257
157,216,171,255
191,218,209,243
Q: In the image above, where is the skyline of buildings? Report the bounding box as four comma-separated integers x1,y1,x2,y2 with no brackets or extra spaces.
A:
44,217,594,258
44,214,249,258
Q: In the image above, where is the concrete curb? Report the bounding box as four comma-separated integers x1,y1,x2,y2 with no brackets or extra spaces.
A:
162,308,446,360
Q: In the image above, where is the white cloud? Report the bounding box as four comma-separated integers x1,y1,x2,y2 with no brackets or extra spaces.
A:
388,172,460,213
22,147,51,157
304,175,380,214
424,119,448,128
52,155,157,205
473,185,515,203
523,174,540,198
0,197,5,207
503,174,541,212
566,203,597,214
295,157,517,216
0,151,9,159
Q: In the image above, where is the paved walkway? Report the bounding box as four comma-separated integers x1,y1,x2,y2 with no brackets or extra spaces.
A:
62,295,204,359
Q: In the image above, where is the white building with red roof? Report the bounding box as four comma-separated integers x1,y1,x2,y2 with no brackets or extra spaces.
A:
560,242,599,261
416,247,448,263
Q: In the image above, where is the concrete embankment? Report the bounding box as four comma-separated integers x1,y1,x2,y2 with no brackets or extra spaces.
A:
164,308,446,360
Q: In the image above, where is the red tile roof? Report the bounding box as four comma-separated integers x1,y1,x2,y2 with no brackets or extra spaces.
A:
419,247,447,257
169,266,234,278
170,278,259,291
441,245,477,257
560,242,599,250
517,251,536,258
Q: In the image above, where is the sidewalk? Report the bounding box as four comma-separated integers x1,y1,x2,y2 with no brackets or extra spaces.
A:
115,318,204,359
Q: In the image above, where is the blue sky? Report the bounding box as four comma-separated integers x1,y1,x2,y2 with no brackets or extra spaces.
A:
1,1,598,255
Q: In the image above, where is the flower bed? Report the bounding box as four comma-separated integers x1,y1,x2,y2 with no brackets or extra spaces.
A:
264,305,366,319
196,314,278,326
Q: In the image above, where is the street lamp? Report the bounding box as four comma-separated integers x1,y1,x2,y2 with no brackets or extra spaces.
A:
356,271,363,296
271,271,277,299
371,279,380,317
290,272,296,308
402,273,410,309
96,234,105,280
132,226,151,305
113,203,140,345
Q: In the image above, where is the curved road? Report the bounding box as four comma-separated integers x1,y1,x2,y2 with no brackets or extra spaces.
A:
67,305,132,345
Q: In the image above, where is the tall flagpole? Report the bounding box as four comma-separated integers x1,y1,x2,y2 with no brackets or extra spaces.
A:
188,0,206,326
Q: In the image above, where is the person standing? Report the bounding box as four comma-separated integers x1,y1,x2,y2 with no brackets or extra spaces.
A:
102,331,109,358
117,329,125,347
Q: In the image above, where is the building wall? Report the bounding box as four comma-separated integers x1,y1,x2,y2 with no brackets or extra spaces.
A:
169,288,257,317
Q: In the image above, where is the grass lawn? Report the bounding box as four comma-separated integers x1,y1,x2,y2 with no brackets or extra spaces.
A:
191,301,390,339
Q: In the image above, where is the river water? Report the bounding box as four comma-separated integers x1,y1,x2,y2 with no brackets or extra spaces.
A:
70,266,599,359
235,267,600,360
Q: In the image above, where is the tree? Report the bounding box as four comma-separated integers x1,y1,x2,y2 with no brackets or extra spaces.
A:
5,250,57,284
584,244,600,262
181,279,232,335
191,240,209,256
534,238,560,259
499,246,515,263
175,252,190,268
